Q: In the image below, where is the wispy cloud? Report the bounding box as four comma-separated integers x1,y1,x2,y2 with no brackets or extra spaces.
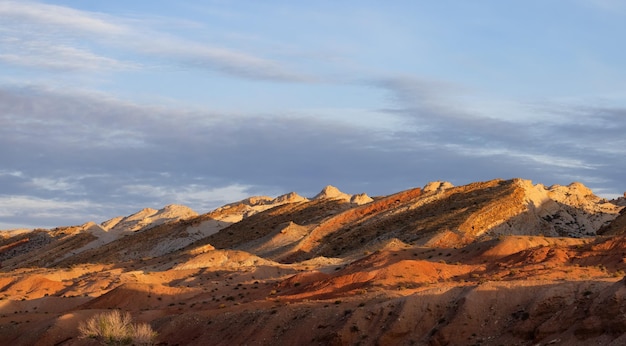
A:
0,195,102,222
29,178,71,192
163,42,313,82
1,1,624,231
0,1,129,35
123,183,260,212
370,75,626,189
0,1,311,81
0,38,138,71
1,79,625,229
0,170,23,178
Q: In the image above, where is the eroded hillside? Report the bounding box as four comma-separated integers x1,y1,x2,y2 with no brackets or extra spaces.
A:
0,178,625,345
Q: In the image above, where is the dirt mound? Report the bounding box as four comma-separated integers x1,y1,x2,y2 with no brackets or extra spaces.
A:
173,249,277,270
481,235,585,258
0,275,66,299
82,283,197,310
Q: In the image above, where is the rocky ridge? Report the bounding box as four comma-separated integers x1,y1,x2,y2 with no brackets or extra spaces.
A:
0,178,626,345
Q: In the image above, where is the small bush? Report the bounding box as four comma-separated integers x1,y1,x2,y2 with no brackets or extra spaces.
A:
78,310,157,345
132,323,158,345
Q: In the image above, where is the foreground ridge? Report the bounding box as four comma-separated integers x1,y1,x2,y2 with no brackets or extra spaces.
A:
1,178,626,345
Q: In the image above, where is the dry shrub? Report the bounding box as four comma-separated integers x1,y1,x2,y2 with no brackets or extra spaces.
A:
78,310,157,345
132,322,158,345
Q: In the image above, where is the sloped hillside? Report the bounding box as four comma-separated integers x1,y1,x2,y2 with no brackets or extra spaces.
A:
0,178,625,345
200,179,621,263
598,209,626,235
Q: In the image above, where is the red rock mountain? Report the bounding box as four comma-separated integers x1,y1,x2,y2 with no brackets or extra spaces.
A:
1,178,625,345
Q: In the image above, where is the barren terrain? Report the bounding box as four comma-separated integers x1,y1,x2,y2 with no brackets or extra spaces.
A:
2,178,626,345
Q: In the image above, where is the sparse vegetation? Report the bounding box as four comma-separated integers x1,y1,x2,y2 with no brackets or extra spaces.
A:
78,310,157,345
3,178,626,345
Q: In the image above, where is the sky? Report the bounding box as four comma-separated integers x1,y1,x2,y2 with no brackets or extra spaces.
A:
1,0,626,230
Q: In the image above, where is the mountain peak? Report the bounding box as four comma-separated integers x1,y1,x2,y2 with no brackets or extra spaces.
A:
273,192,308,204
313,185,352,201
155,204,198,219
101,204,197,233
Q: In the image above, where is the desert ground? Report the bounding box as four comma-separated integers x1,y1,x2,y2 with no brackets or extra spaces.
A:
2,178,626,345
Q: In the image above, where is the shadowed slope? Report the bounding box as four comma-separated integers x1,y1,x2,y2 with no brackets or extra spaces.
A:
195,198,353,251
598,209,626,236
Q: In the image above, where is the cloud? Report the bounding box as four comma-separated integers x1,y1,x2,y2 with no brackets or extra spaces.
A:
1,81,625,229
0,85,176,148
0,38,138,71
30,177,79,192
122,183,261,212
369,75,626,192
0,1,129,35
0,1,136,72
164,42,313,82
0,195,103,225
0,170,23,178
0,1,311,81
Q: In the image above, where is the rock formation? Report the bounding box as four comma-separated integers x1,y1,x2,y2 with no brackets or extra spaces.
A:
312,185,352,201
0,178,625,345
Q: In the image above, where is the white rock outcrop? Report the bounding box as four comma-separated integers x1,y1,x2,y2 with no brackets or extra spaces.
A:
101,204,197,233
350,193,374,205
490,179,623,237
313,185,352,202
423,181,454,194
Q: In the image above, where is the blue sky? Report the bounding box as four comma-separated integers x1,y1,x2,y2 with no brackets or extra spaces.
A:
1,0,625,229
